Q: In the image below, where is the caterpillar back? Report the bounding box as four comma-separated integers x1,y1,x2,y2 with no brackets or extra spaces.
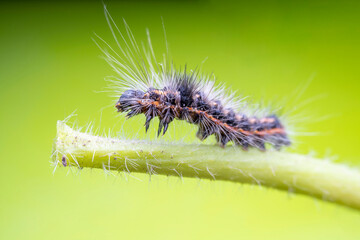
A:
98,7,291,150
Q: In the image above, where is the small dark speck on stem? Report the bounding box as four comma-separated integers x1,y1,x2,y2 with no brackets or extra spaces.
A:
62,155,67,167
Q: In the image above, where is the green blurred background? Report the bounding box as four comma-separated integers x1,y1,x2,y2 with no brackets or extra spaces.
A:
1,0,360,239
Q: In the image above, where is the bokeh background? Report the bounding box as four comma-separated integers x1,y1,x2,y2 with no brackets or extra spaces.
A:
1,0,360,239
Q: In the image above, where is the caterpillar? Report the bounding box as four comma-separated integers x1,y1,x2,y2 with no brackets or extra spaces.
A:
97,7,291,150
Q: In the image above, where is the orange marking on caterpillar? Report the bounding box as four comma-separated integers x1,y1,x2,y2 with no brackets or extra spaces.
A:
137,100,287,139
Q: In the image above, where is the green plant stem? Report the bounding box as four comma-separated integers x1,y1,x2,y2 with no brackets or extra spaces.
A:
53,120,360,210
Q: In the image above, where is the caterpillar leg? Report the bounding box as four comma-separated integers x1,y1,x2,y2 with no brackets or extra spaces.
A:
160,108,175,136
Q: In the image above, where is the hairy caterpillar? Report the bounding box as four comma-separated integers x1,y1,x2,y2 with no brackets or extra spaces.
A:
97,7,291,150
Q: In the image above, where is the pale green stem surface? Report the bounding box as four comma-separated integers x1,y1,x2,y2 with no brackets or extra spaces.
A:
53,121,360,210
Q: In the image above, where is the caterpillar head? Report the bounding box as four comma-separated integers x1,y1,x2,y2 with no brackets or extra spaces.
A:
115,89,144,112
